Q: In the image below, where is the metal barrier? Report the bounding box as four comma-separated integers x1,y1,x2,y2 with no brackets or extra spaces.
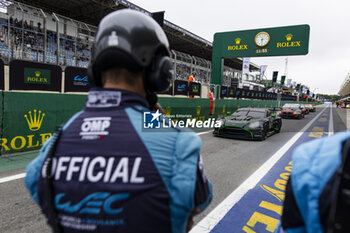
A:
192,56,211,84
171,50,193,82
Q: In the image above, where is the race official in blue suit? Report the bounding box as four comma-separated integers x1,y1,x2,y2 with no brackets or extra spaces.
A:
25,9,212,233
276,131,350,233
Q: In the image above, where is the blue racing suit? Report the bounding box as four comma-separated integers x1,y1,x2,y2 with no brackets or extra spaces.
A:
276,131,350,233
25,88,213,233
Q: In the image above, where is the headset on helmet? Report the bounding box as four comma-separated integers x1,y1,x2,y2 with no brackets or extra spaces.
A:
88,9,173,93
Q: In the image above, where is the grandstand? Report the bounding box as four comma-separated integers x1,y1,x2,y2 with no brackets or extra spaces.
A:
0,0,259,86
338,71,350,97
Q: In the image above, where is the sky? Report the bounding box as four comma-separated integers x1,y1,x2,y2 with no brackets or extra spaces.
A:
130,0,350,95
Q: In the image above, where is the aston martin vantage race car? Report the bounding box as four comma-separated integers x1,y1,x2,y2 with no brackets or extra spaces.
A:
213,108,282,140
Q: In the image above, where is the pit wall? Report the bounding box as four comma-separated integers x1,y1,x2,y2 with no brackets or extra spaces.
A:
0,91,313,155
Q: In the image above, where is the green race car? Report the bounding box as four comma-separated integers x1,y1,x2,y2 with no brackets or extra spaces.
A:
213,108,282,140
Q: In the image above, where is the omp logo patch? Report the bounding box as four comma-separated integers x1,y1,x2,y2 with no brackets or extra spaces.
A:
80,117,111,140
55,192,130,215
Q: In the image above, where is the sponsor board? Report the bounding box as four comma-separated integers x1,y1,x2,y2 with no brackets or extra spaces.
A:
24,68,51,85
10,59,61,91
174,80,188,96
65,66,90,92
0,109,52,152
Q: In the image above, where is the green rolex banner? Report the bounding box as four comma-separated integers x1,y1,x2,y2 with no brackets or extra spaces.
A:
281,75,286,85
24,68,51,84
9,60,62,91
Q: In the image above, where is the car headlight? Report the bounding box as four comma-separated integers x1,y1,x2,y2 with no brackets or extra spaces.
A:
249,122,261,129
295,111,301,114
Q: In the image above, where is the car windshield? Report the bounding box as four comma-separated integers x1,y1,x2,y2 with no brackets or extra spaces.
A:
232,110,265,118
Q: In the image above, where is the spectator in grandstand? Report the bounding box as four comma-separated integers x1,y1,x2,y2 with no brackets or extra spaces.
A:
14,18,18,28
276,131,350,233
37,22,41,32
25,9,212,233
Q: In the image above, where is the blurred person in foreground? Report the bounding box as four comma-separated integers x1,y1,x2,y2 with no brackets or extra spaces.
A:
25,9,212,233
276,131,350,233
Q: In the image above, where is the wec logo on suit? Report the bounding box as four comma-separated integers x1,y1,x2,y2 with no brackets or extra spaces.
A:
55,192,130,215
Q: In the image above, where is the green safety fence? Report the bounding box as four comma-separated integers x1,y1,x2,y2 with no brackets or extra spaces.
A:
0,91,316,155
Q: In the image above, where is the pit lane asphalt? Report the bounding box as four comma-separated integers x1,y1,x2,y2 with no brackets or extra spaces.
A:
193,105,346,225
0,106,346,233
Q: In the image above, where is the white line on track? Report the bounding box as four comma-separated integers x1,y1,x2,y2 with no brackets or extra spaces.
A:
197,130,213,136
329,105,334,136
190,105,329,233
0,173,26,184
0,130,213,184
